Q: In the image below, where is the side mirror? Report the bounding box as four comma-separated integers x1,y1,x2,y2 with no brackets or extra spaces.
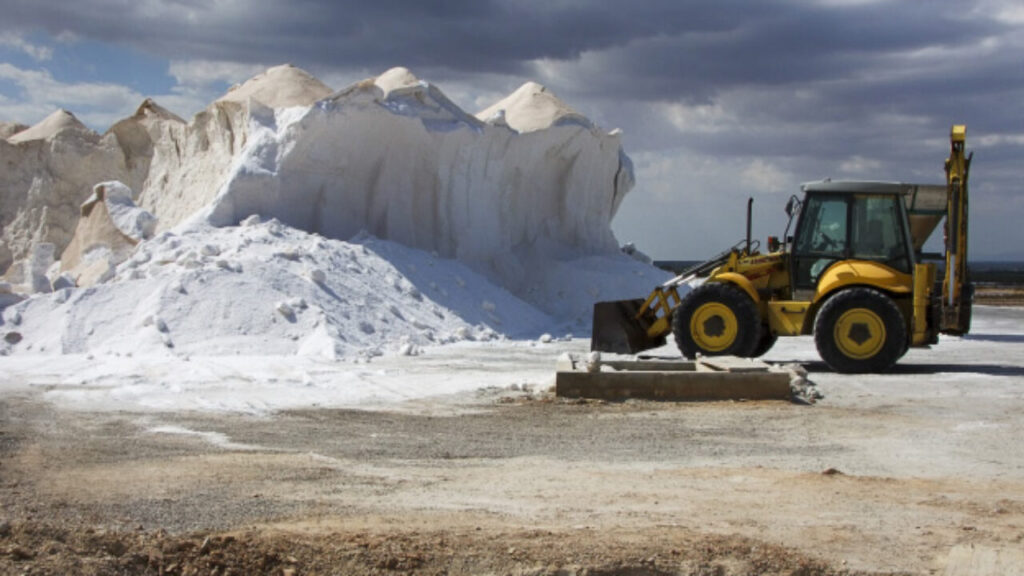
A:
785,196,796,217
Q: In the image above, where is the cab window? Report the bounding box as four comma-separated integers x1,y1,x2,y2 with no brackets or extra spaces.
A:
793,195,848,288
850,195,910,272
793,192,911,290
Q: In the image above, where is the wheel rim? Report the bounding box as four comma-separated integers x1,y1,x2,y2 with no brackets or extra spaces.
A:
833,307,886,359
690,302,738,352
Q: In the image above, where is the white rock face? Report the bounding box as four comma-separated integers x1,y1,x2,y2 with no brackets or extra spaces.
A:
134,65,332,234
90,181,157,243
105,99,187,197
1,66,328,279
1,110,128,276
60,181,157,287
200,68,634,310
0,64,667,358
3,65,632,285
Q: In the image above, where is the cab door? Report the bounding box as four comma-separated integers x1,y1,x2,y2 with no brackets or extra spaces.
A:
792,193,849,295
791,192,912,296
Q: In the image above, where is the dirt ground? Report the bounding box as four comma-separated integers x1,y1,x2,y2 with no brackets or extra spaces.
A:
2,306,1024,575
974,285,1024,307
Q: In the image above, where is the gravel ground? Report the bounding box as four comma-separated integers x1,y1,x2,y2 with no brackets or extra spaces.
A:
1,306,1023,575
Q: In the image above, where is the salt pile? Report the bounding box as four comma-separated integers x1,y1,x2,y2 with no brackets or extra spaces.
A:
6,218,563,358
1,110,126,275
0,65,666,358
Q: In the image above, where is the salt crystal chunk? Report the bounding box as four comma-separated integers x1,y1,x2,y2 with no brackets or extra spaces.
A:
276,301,294,317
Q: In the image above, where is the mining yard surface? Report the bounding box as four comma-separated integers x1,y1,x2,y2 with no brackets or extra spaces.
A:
1,305,1022,575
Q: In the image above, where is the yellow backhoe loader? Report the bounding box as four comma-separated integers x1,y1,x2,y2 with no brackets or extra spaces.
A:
592,125,972,373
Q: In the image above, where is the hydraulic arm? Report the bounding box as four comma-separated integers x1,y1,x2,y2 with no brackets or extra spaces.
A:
941,125,972,335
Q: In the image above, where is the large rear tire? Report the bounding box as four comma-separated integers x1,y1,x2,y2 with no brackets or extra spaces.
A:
814,288,907,373
673,283,761,359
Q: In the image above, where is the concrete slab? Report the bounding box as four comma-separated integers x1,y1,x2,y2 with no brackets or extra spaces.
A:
555,355,793,401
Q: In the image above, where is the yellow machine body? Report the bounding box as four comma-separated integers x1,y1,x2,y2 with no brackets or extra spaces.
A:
591,125,972,373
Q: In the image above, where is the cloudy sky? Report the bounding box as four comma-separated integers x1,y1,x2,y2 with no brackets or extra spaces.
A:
2,0,1022,259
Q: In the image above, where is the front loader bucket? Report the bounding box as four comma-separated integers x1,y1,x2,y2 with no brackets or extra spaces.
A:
591,299,667,355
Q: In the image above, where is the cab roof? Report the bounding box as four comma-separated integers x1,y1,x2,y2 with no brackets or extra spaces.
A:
800,180,916,195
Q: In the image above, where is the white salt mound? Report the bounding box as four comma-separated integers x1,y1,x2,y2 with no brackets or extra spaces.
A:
7,109,91,144
373,67,421,97
1,220,558,357
0,64,670,358
477,82,590,133
199,67,638,316
218,64,333,108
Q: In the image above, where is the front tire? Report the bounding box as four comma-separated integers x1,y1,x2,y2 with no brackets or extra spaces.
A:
814,288,907,373
673,283,761,359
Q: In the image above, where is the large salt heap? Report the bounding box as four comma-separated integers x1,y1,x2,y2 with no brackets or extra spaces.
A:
200,67,635,313
0,65,665,358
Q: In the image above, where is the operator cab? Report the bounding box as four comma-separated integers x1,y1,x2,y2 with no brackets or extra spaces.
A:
791,181,916,292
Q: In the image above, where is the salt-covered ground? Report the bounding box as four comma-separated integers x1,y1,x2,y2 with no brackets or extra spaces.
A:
0,305,1020,423
0,306,1022,574
0,339,571,414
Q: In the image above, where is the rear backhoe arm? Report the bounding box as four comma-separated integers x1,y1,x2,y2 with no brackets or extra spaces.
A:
941,124,972,335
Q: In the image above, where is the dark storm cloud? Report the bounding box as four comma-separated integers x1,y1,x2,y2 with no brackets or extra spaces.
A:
1,0,773,74
3,0,1021,257
3,1,1013,108
543,1,1012,109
